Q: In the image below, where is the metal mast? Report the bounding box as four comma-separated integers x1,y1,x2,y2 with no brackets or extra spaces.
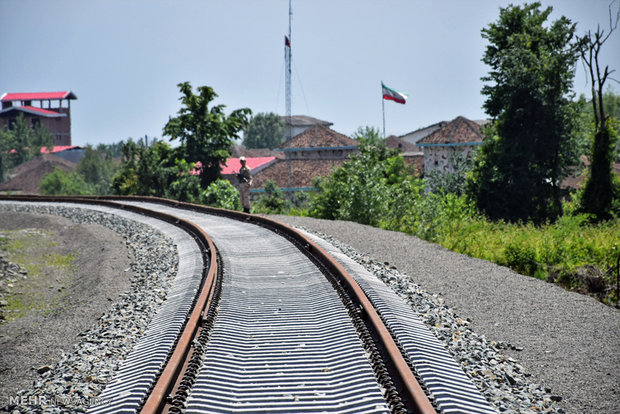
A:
285,0,292,139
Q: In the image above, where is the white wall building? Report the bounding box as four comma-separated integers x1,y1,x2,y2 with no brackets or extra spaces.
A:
417,116,484,175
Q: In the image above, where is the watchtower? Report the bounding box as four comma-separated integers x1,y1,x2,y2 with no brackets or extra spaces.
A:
0,91,77,145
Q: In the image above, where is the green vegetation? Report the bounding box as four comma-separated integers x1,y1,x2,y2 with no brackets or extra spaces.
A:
396,205,619,305
351,126,383,146
110,82,250,208
470,2,581,224
253,180,292,214
203,179,242,210
0,229,76,322
243,112,285,149
40,168,94,195
40,144,119,196
252,138,619,305
112,140,204,203
163,82,251,188
0,114,53,183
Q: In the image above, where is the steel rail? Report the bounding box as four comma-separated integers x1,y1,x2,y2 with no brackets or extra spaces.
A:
93,195,437,414
139,222,217,413
0,195,436,413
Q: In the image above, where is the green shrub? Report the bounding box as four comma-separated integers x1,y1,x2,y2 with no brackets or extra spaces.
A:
40,168,94,195
252,180,291,214
202,179,241,211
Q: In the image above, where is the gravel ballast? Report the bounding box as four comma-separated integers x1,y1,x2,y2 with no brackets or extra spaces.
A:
269,215,620,414
0,204,179,413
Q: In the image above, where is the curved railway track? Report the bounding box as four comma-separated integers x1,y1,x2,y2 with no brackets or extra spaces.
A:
0,196,496,414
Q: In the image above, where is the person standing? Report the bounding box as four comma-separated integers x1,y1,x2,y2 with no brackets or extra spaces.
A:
237,156,252,213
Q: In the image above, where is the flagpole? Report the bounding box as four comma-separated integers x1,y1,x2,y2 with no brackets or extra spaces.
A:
381,81,386,139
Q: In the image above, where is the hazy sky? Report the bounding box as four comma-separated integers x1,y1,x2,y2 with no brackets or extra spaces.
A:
1,0,619,146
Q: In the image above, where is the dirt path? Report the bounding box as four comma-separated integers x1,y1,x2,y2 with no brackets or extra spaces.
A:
0,212,133,403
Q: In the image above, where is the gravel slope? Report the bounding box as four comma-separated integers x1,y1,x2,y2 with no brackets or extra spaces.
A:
0,205,179,413
269,215,620,414
0,212,132,403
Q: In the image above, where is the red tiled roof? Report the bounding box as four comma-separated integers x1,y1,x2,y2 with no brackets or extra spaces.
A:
221,157,276,174
0,106,67,118
279,125,357,149
1,91,77,101
191,157,277,176
40,146,80,153
252,158,346,189
417,116,483,146
22,106,64,116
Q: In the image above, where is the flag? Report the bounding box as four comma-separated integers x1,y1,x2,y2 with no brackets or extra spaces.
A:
382,82,407,104
285,35,290,47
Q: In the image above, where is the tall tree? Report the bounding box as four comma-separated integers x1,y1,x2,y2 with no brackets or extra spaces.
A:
76,144,118,194
242,112,284,149
469,2,580,223
578,1,620,220
352,126,383,146
163,82,251,187
112,140,205,203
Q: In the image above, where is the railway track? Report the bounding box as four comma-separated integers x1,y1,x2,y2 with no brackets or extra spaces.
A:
0,196,496,414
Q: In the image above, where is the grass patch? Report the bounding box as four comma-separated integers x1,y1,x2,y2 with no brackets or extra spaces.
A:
426,214,620,305
0,229,76,322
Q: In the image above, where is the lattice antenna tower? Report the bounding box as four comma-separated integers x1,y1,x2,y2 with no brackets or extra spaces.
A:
285,0,292,138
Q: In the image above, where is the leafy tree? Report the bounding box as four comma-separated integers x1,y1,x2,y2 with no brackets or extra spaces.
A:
578,3,620,220
76,144,118,195
352,126,383,146
308,141,414,225
163,82,251,188
112,140,203,202
242,112,285,149
40,168,93,195
99,136,153,159
0,130,15,183
203,179,242,210
0,114,53,182
469,2,581,223
253,180,291,214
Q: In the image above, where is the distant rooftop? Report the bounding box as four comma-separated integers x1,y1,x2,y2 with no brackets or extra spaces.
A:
417,116,484,146
281,115,332,127
1,91,77,101
279,125,356,150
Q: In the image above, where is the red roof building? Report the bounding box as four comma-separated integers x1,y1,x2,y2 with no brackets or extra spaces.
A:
0,91,77,146
250,126,359,197
221,157,277,175
191,157,277,180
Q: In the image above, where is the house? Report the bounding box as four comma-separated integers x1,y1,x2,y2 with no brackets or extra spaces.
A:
251,125,358,197
281,115,333,141
0,91,77,146
417,116,484,175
